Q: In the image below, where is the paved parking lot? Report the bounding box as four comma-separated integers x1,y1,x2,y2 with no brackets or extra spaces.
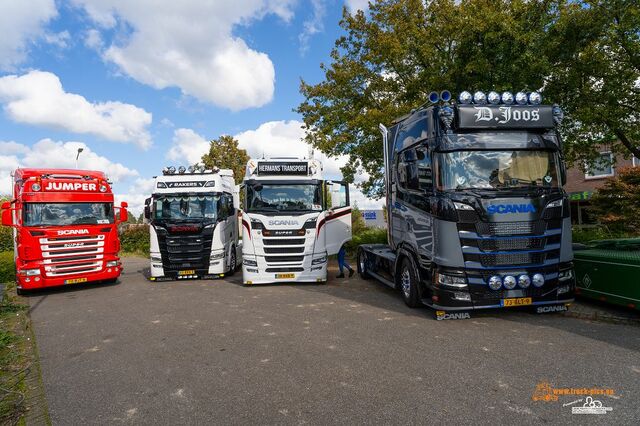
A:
28,257,640,424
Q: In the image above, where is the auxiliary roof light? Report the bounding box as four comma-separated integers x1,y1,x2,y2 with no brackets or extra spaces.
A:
440,90,452,102
515,91,528,105
528,91,542,105
167,166,176,174
32,183,41,191
162,167,170,175
501,91,514,105
487,91,501,105
458,91,473,104
473,91,487,105
178,166,186,174
429,91,440,103
188,165,196,173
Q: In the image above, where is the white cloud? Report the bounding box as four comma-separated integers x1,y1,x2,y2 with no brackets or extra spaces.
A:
43,30,71,49
115,177,156,216
0,0,58,70
344,0,369,13
72,0,297,110
0,139,138,196
299,0,326,55
84,29,103,49
166,128,211,165
0,71,153,149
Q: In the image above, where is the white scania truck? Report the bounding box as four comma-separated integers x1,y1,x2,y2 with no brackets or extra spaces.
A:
144,166,240,281
241,158,352,284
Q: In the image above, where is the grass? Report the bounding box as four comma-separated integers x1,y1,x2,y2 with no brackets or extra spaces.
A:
0,280,31,424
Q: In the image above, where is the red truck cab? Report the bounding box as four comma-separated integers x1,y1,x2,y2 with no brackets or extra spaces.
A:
1,168,128,294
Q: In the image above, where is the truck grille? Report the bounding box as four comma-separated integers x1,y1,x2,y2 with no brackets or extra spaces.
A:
265,256,304,263
40,235,105,277
465,250,560,267
264,246,304,254
158,232,213,270
263,238,305,246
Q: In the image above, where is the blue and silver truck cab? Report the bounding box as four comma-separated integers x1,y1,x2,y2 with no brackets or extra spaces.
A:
358,90,575,319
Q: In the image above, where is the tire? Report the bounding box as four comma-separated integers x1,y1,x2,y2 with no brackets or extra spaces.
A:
357,249,371,279
16,287,27,296
398,257,421,308
227,248,237,276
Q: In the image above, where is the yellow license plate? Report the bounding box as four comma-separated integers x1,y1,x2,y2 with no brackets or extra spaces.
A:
178,270,195,275
65,277,88,284
502,297,532,307
275,273,295,279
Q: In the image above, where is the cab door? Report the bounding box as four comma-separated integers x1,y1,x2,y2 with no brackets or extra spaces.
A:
324,181,352,255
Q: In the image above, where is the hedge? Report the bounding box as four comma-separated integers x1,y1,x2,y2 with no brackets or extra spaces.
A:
346,227,387,253
0,252,15,284
119,225,150,255
0,226,13,253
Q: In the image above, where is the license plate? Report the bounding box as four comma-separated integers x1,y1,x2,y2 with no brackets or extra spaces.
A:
275,273,295,279
178,270,195,275
65,277,88,284
501,297,532,307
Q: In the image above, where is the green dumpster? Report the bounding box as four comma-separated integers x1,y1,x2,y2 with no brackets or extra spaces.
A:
573,239,640,311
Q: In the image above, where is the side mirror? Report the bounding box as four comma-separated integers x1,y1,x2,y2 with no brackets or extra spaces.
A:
1,203,13,227
144,205,151,220
119,202,129,223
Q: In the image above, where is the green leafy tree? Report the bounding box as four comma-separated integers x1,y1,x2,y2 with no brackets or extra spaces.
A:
544,0,640,164
297,0,640,197
350,204,367,235
590,166,640,234
201,135,250,184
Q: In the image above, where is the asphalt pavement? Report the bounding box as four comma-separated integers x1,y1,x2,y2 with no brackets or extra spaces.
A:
27,257,640,425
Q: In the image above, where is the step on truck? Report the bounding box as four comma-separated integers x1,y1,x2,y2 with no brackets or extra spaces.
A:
144,165,240,281
357,90,576,319
1,168,128,294
241,157,351,285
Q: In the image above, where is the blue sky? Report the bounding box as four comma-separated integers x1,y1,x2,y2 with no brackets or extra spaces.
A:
0,0,377,213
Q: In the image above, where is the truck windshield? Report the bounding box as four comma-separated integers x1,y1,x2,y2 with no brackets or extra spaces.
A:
153,194,220,221
24,203,114,226
437,150,560,190
246,184,323,213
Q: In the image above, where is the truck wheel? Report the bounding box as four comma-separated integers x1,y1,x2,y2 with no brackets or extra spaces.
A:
357,249,370,279
399,257,421,308
227,249,237,276
16,287,27,296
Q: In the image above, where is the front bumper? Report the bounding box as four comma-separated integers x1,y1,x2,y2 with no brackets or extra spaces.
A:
17,262,122,290
242,263,327,285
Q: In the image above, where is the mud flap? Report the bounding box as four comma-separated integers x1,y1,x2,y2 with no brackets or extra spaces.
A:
434,310,472,321
534,304,570,314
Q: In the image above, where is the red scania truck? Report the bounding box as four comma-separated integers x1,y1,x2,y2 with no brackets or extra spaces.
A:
1,168,128,294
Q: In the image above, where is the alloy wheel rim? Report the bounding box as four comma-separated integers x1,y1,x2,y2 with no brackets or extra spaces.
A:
401,268,411,298
359,254,365,272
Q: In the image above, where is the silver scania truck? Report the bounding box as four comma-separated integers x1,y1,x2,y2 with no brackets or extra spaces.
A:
357,90,576,319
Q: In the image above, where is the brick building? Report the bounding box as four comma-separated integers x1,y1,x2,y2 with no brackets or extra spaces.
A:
564,151,639,225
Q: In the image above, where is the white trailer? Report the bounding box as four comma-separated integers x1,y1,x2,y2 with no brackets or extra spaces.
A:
144,166,241,281
241,158,352,285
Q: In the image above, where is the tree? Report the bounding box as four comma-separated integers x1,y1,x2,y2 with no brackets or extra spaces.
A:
350,204,368,235
544,0,640,164
590,166,640,233
297,0,640,198
201,135,250,184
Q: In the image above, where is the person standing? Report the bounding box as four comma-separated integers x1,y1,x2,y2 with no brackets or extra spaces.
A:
336,245,354,278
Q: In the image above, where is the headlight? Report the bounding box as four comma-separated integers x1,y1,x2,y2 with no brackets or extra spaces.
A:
312,255,327,265
547,199,563,208
453,202,474,211
518,274,531,289
243,258,257,267
19,268,41,276
558,269,573,282
436,272,467,288
106,261,119,267
210,251,224,260
488,275,502,290
532,273,545,287
503,275,517,290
